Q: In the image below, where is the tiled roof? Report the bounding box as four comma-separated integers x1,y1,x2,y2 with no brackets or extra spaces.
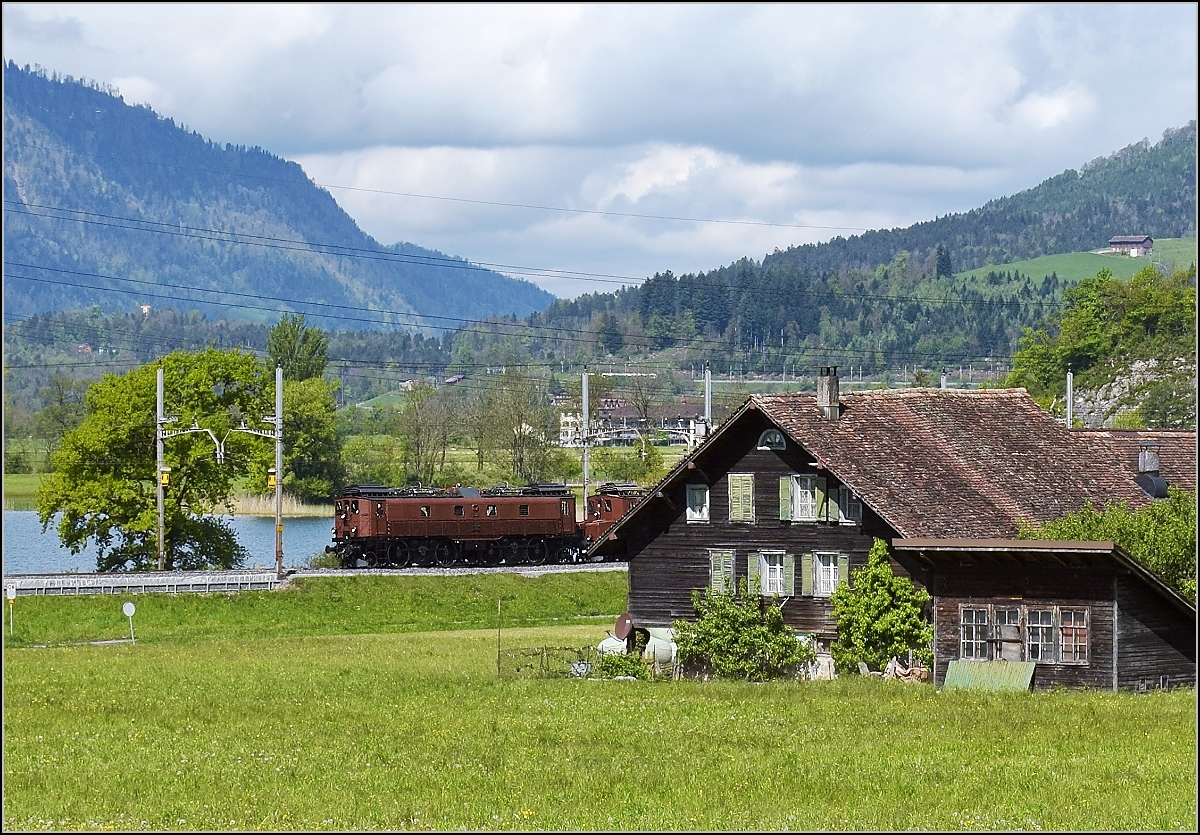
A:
752,387,1186,539
1076,429,1197,492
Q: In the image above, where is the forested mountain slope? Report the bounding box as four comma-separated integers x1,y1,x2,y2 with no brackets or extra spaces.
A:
516,124,1196,378
765,122,1196,275
2,62,554,330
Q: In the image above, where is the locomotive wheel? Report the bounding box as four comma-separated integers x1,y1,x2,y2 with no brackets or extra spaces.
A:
388,540,412,568
412,540,435,567
479,542,502,567
433,541,459,567
363,549,381,568
553,545,574,564
525,539,548,566
505,538,522,565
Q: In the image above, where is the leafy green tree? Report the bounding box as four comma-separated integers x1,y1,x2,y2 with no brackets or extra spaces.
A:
36,349,269,571
267,312,329,382
594,312,625,355
673,579,815,681
830,539,934,673
1017,489,1196,602
1007,264,1196,427
32,374,88,469
248,379,343,501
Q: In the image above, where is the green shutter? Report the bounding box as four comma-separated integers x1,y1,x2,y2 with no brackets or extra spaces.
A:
815,477,827,521
742,474,754,522
728,477,741,521
710,549,734,593
838,553,850,588
784,552,795,595
747,552,761,595
729,474,754,522
801,552,813,596
779,476,792,521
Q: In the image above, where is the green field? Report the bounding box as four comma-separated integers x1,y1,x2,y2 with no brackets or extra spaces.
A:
3,573,1196,832
955,237,1197,284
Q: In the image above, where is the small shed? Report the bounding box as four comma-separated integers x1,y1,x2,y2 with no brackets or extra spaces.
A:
892,538,1195,692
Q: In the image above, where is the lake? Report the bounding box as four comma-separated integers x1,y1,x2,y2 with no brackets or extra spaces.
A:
2,511,335,575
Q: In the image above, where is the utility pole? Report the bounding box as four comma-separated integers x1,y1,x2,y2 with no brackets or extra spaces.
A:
156,365,177,571
274,364,284,576
581,365,589,503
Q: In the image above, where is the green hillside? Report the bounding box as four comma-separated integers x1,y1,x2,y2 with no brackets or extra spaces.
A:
2,62,554,330
955,237,1198,284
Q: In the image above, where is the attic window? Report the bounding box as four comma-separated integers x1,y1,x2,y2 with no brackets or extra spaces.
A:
757,429,786,450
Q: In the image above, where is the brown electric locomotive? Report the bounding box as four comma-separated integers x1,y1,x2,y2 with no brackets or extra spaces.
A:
331,482,642,568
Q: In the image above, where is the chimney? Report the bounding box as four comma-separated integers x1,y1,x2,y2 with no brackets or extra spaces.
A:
816,366,840,423
1135,440,1168,499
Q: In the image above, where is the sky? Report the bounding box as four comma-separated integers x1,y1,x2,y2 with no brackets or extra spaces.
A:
3,3,1197,298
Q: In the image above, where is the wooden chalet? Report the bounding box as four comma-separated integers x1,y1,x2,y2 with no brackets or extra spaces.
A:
1107,235,1154,254
589,368,1196,689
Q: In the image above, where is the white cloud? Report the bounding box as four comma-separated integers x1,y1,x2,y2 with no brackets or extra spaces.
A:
3,2,1195,297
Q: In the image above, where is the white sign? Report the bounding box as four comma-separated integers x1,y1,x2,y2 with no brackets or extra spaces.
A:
6,584,15,601
122,601,136,617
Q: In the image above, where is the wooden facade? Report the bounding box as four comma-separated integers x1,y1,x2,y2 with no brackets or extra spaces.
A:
609,408,901,641
590,377,1196,689
895,539,1195,692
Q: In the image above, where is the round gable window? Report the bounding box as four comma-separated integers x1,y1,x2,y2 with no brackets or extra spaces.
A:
757,429,786,450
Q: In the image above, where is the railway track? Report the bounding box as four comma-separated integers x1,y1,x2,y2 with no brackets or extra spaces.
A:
2,562,628,597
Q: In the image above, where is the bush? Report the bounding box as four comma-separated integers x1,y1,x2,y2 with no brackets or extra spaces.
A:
830,538,933,673
595,651,652,680
673,579,815,681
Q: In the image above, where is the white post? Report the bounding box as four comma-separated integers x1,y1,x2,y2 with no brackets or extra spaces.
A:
581,366,589,503
274,364,284,577
1066,369,1074,429
704,360,712,429
156,365,166,572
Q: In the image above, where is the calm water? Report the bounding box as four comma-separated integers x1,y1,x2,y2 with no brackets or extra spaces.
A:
2,511,335,575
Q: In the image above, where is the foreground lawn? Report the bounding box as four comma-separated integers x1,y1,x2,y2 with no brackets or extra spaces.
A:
3,575,1196,831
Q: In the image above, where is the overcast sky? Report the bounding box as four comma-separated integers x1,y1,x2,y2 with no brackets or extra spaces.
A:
4,3,1197,297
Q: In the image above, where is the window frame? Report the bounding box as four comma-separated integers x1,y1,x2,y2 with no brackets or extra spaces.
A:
959,606,990,660
812,551,840,597
686,483,710,523
757,428,786,450
1059,607,1089,665
761,550,786,595
791,474,818,522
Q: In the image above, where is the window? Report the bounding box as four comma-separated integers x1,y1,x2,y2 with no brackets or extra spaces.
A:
453,505,464,517
1027,609,1053,661
747,550,794,596
376,502,385,518
757,429,786,450
960,607,989,660
1060,608,1088,663
420,506,430,517
728,473,754,522
709,548,734,593
813,552,840,597
780,474,817,522
958,605,1091,665
994,608,1022,661
486,505,498,516
686,484,710,523
836,487,863,524
519,504,529,517
762,551,785,594
604,499,612,513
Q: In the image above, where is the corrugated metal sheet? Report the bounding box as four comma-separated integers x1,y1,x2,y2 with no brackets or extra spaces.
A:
942,660,1035,691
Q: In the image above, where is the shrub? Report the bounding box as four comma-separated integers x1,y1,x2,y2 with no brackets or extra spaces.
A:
595,651,652,680
830,538,933,673
673,579,815,681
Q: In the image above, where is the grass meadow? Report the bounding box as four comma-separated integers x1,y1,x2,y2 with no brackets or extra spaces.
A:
953,236,1197,285
3,573,1197,832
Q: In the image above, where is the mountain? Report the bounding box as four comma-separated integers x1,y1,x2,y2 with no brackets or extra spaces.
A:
763,122,1197,275
512,124,1196,380
2,61,554,331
